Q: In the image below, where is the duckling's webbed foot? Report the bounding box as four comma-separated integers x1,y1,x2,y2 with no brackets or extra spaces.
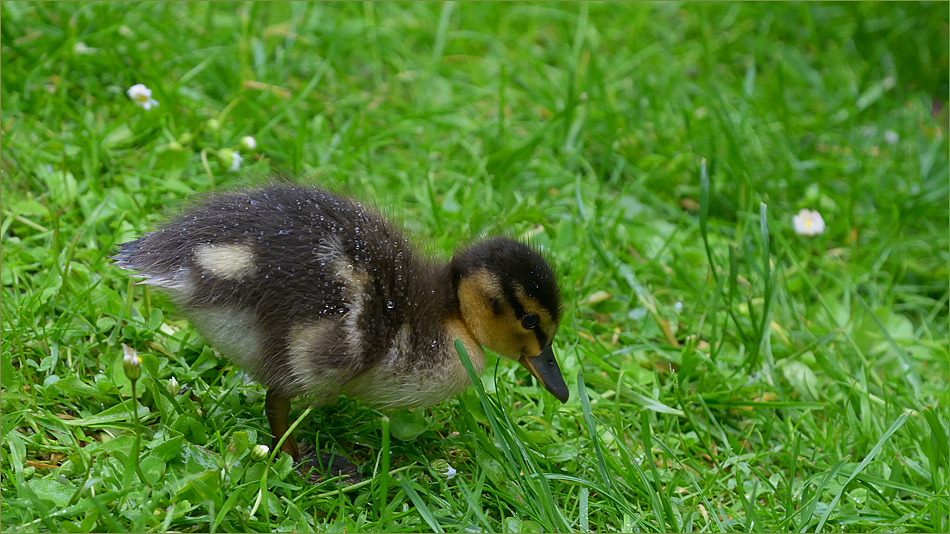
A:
295,443,363,484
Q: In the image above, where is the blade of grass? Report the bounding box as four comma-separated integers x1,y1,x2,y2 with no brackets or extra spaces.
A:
456,339,570,531
398,474,445,533
651,438,728,533
455,470,493,533
19,482,59,533
797,457,849,532
377,415,391,528
579,487,589,533
699,158,718,279
855,294,922,399
639,409,676,532
814,411,912,532
577,370,612,495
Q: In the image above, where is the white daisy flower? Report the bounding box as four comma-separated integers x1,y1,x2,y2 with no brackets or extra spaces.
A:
883,130,899,145
793,209,825,236
430,459,457,480
218,149,244,171
73,42,97,55
126,84,159,110
250,444,270,461
229,151,243,171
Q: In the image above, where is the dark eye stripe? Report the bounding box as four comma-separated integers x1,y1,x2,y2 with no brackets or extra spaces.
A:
490,297,504,316
502,280,549,349
501,280,526,318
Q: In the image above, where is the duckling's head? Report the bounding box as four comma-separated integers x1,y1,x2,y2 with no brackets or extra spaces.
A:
451,237,568,403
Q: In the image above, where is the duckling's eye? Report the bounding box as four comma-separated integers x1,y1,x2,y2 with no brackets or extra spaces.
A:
521,314,540,329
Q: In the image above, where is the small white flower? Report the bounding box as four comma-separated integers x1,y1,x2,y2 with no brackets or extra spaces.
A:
126,84,159,110
229,151,243,171
166,377,180,396
73,42,97,55
430,459,457,480
883,130,899,145
217,149,243,171
674,301,683,313
628,307,647,321
241,136,257,150
793,209,825,236
250,444,270,461
121,343,141,381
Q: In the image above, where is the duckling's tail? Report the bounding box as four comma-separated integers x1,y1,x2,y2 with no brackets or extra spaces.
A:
111,240,143,270
112,238,193,295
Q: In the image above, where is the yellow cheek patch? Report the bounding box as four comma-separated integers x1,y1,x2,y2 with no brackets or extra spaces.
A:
458,270,548,359
194,243,256,280
520,333,542,358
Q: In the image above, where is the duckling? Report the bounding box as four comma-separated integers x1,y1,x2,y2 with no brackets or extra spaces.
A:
114,184,568,479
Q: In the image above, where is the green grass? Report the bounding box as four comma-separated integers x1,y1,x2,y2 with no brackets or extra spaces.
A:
2,2,948,532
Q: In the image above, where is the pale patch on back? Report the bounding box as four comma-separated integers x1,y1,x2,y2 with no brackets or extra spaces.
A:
381,323,412,367
194,243,256,280
188,307,264,375
286,319,351,403
312,235,371,359
336,261,371,360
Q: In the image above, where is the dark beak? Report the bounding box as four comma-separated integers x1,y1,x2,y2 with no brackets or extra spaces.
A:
519,345,569,403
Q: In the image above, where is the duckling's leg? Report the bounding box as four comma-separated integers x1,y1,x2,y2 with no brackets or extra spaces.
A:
264,390,299,459
264,389,362,483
